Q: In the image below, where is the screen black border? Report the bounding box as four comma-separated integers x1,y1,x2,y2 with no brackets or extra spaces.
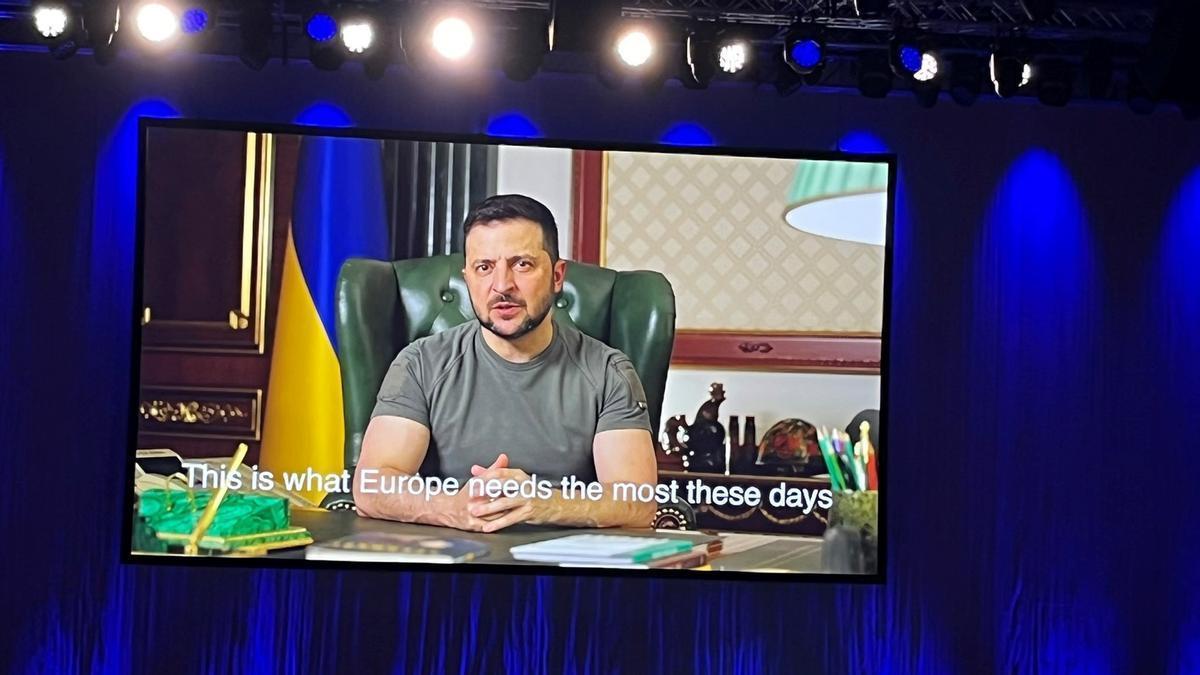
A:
122,116,896,585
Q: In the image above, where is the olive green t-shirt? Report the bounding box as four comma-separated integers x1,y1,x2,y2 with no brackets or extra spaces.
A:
371,317,652,482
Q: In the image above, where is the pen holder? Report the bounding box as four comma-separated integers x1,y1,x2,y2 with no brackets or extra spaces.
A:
821,490,878,574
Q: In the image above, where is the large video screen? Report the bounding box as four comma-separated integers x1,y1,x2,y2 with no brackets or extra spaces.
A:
126,120,892,579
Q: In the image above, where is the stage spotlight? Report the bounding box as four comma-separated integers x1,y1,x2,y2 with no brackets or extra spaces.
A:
682,25,750,88
33,5,69,39
502,11,548,81
549,0,621,53
1035,59,1073,107
890,34,938,82
783,24,824,76
858,52,893,98
341,19,374,54
718,40,749,74
714,28,752,76
135,3,179,44
616,27,653,67
32,3,81,59
949,54,984,106
305,11,343,71
307,12,338,43
82,0,121,64
431,16,475,61
332,9,392,79
180,6,208,34
682,25,715,88
598,21,666,90
402,9,486,72
239,0,273,70
683,27,714,88
990,44,1031,98
914,52,939,81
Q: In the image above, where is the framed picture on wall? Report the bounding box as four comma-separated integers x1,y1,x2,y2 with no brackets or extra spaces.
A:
571,149,887,374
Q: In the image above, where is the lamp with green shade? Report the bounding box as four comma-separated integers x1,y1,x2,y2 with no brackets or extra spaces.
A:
782,159,889,246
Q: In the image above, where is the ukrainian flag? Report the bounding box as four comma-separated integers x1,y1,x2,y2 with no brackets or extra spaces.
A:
260,135,388,502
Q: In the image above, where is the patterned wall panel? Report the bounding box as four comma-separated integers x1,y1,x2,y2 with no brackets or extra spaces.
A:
604,152,885,333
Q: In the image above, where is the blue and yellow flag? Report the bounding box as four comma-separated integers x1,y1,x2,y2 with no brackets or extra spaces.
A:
260,136,388,502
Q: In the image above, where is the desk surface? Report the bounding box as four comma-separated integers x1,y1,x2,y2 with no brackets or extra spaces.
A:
282,509,827,573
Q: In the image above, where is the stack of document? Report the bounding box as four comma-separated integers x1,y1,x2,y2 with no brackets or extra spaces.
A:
510,534,709,568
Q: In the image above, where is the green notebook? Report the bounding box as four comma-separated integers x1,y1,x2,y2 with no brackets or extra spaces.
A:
135,489,309,553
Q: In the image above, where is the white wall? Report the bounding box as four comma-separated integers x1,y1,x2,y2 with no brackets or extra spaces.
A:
661,367,880,439
496,145,574,259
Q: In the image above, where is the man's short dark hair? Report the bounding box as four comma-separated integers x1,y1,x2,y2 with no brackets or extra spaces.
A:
462,194,560,264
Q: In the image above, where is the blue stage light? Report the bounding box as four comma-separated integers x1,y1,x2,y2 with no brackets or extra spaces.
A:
660,122,715,146
836,130,890,155
306,13,338,43
487,113,541,139
783,24,825,77
899,45,922,73
890,33,940,82
181,8,208,34
295,102,353,128
790,39,821,69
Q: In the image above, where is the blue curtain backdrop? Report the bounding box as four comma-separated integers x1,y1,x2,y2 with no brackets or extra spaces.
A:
1,51,1199,674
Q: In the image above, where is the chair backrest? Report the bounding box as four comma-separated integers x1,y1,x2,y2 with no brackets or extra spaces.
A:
334,253,676,469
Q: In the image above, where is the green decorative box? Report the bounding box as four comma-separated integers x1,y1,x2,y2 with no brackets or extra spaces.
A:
136,489,308,553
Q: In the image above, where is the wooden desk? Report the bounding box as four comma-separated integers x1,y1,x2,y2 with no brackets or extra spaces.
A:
280,509,827,574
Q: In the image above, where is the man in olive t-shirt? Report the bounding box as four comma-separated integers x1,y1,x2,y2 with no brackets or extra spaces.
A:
353,194,659,533
371,316,652,483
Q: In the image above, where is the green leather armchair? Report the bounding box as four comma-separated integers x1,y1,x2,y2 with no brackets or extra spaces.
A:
334,253,677,474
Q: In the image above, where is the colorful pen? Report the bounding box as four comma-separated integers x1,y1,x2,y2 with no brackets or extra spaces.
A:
817,427,846,491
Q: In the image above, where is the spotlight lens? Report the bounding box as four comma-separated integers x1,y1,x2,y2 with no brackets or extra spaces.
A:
180,8,207,34
431,17,474,60
789,39,822,69
616,30,653,67
34,7,69,39
136,3,178,43
899,45,922,73
306,13,337,43
342,22,374,54
914,52,938,82
718,42,747,74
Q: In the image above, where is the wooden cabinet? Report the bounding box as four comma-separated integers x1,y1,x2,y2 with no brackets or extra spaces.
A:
141,129,272,353
137,128,299,464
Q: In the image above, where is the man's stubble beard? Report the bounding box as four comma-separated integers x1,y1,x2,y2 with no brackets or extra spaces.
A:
475,284,556,341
